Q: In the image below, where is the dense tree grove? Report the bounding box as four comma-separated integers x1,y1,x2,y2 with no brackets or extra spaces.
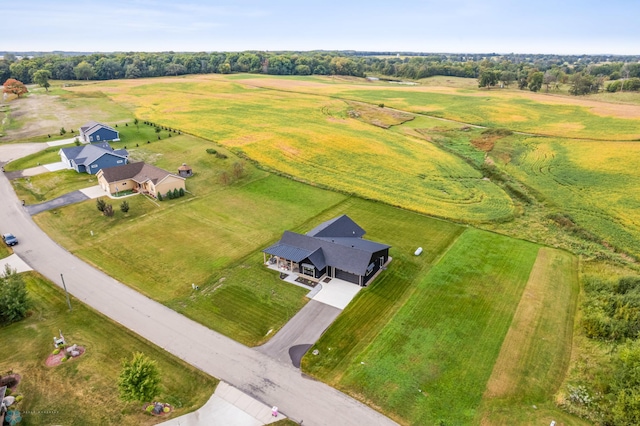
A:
2,51,640,95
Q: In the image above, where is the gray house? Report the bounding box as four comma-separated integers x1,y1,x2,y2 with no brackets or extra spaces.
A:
263,215,390,286
59,142,128,174
79,121,119,143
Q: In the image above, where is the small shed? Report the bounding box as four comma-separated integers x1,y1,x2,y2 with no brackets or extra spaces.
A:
178,163,193,178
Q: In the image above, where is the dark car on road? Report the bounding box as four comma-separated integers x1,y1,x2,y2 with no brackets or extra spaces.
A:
2,233,18,246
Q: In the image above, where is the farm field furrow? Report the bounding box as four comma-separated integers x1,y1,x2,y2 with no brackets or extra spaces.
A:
500,136,640,258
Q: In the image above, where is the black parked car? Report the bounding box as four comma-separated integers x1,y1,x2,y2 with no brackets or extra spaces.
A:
2,233,18,246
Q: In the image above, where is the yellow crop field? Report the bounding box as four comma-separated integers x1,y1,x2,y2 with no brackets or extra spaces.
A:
69,76,515,223
501,136,640,258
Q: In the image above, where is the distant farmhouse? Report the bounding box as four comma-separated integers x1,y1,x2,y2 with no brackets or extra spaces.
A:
97,162,186,199
263,215,390,286
59,142,128,174
79,121,119,143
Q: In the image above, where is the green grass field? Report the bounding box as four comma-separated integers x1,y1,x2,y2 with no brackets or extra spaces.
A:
33,166,346,345
0,271,217,425
12,170,97,204
303,229,580,425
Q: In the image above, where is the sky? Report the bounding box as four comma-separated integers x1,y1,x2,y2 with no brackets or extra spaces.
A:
5,0,640,55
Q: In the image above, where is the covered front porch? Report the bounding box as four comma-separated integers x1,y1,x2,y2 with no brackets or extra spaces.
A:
263,254,322,283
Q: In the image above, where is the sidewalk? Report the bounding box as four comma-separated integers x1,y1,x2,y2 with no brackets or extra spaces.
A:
158,382,284,426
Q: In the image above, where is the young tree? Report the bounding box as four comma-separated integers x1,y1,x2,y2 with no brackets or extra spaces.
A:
33,69,52,92
2,78,28,97
118,352,161,403
96,198,106,212
120,200,130,213
0,265,29,325
172,188,179,199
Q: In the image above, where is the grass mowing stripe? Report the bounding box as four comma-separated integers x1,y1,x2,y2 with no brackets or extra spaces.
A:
306,228,541,425
477,248,582,424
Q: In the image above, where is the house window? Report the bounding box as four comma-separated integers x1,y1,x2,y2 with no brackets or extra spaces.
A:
122,182,126,186
89,136,93,141
301,264,315,277
91,164,98,168
366,263,375,275
117,160,123,163
96,135,101,141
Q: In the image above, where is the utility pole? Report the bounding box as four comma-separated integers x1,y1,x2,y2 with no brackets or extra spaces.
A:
60,273,72,311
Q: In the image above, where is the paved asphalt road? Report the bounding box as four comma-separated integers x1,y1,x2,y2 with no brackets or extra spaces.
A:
25,190,89,215
0,146,397,426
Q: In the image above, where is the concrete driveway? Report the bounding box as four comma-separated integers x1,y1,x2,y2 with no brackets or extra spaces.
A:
0,146,397,426
0,253,33,274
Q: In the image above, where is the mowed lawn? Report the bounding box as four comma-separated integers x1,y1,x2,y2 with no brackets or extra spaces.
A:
0,272,217,426
478,248,585,425
67,76,515,223
303,228,573,425
35,173,346,346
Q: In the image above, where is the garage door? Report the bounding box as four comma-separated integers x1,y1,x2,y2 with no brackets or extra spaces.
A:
335,268,359,284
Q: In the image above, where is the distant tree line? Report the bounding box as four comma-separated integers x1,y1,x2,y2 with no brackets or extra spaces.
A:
2,51,640,95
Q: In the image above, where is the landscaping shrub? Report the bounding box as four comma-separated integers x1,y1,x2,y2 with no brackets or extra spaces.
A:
60,127,66,135
103,204,114,217
53,348,60,355
15,395,23,403
120,201,130,213
96,199,106,212
166,190,173,200
215,152,228,159
146,404,154,413
172,188,179,199
157,193,163,201
163,406,170,413
178,188,185,197
206,148,217,155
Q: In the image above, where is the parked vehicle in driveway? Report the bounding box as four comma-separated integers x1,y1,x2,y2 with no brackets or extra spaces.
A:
2,233,18,246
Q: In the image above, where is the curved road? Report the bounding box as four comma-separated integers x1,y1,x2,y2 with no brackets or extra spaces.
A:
0,145,396,426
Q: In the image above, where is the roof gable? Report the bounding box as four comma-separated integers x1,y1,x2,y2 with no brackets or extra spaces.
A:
60,142,127,166
99,162,183,185
306,214,366,238
266,221,390,276
80,121,118,136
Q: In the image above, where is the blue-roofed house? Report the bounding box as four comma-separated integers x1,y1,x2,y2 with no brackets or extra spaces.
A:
263,215,390,286
59,142,129,174
79,121,119,143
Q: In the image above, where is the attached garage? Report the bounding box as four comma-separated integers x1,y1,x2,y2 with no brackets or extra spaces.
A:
334,268,359,284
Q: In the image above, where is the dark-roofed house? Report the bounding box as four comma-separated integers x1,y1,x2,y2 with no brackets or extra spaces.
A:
96,162,186,198
59,142,128,174
79,121,119,143
263,215,390,286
